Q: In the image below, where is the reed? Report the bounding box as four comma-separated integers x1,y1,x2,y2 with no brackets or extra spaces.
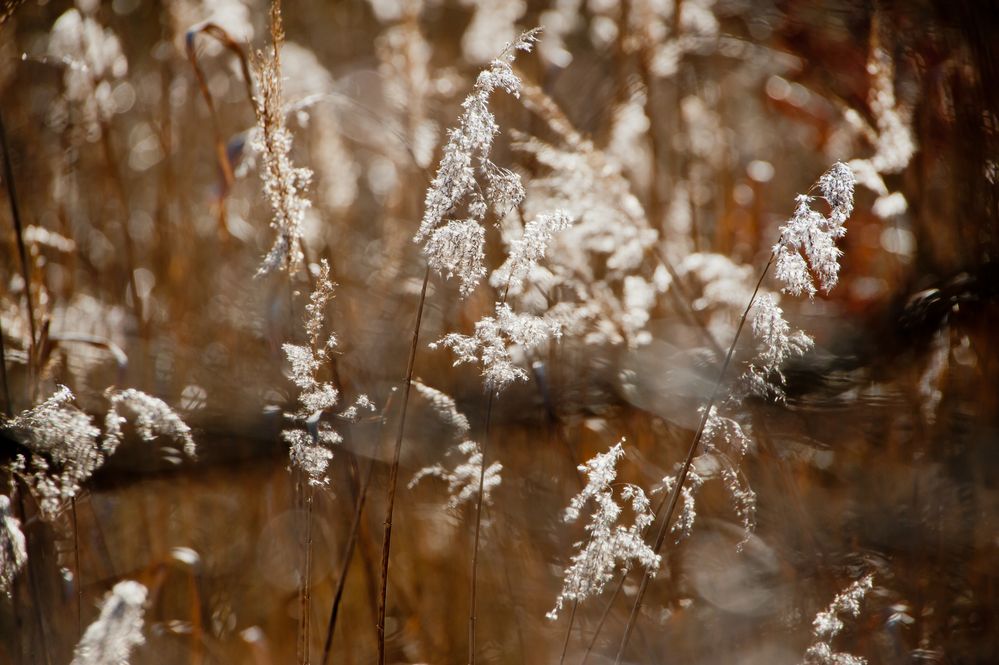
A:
0,4,991,665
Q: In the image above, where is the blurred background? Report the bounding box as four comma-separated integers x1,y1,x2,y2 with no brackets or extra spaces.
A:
1,0,997,663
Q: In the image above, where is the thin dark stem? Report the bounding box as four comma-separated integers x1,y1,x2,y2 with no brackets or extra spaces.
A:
302,485,314,665
295,474,304,664
0,109,36,395
638,45,664,236
86,493,117,582
467,280,516,664
557,600,579,665
72,497,83,637
319,377,395,663
321,450,377,664
0,313,11,417
467,387,495,665
531,359,584,492
17,491,51,665
495,514,527,664
613,253,775,664
580,571,625,665
376,266,430,665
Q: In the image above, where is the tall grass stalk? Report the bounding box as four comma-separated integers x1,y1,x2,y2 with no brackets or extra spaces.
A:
319,390,394,661
16,491,51,665
320,389,394,662
0,109,36,396
376,266,430,665
72,498,82,636
321,451,376,664
466,273,518,664
557,599,578,665
85,495,117,585
613,254,775,664
301,483,314,664
0,313,11,417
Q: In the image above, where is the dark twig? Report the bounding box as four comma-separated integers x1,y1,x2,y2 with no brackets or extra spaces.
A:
320,451,375,664
302,483,314,664
0,109,36,395
376,266,429,665
580,570,624,665
0,314,11,417
557,600,579,665
17,490,52,665
72,498,83,636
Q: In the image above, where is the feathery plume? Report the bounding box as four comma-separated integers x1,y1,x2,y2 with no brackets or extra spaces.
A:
409,440,502,514
431,301,561,392
658,470,704,542
865,38,915,176
0,495,27,597
510,84,668,347
801,575,875,665
773,162,855,298
490,210,573,291
252,2,313,276
412,380,470,436
416,28,541,297
4,386,102,520
842,26,915,220
548,442,659,620
103,389,196,459
700,409,756,544
422,219,487,298
658,408,755,545
746,293,814,399
71,580,148,665
409,381,501,512
338,394,376,422
281,260,342,486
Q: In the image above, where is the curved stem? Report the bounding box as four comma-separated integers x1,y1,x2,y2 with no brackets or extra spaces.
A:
376,267,429,665
613,253,774,664
185,21,256,239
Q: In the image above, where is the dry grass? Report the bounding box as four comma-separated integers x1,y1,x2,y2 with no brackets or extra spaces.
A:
1,1,998,664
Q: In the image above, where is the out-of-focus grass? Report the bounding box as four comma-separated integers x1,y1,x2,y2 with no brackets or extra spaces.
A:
1,1,997,663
